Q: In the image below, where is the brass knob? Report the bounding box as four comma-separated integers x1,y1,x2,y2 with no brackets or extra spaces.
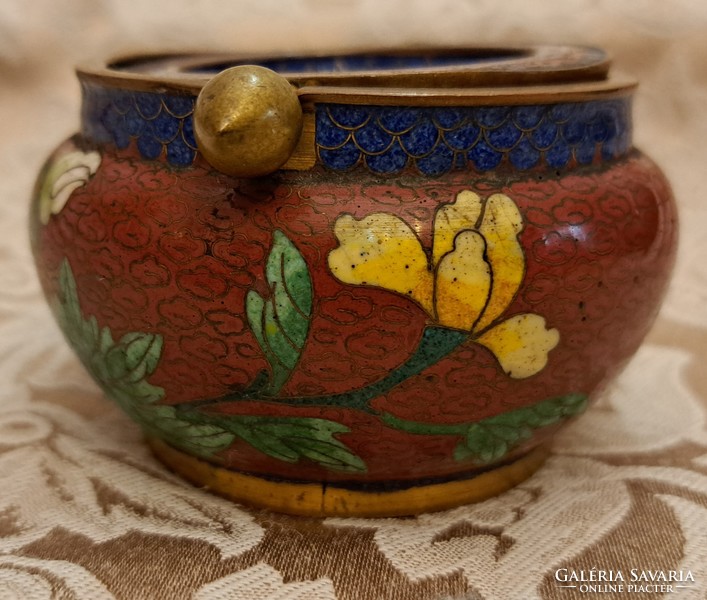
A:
193,65,303,177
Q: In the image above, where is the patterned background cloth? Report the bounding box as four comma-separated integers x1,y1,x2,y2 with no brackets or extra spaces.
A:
1,1,707,598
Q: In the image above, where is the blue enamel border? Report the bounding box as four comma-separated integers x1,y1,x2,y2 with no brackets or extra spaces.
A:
81,82,631,175
316,101,631,175
81,83,197,167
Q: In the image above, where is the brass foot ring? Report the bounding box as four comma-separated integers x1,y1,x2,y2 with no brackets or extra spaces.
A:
148,437,550,517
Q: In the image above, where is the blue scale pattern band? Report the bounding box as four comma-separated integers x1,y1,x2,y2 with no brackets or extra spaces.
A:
316,101,631,175
81,82,631,175
81,83,198,167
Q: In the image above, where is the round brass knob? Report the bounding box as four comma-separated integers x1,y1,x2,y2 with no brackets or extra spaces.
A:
193,65,303,178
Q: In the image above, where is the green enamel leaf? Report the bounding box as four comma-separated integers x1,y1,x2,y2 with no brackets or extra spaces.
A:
237,417,366,473
246,230,313,394
56,260,100,363
461,423,529,463
384,392,587,465
136,404,235,459
239,432,301,463
457,426,510,463
267,229,313,345
54,258,235,459
246,291,272,362
457,393,588,464
264,300,299,370
286,437,366,472
123,331,163,373
453,441,477,462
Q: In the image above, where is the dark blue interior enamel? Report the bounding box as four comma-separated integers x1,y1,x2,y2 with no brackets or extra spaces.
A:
81,82,632,175
189,51,526,74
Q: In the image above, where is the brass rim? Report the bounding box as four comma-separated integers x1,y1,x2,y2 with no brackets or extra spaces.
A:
76,46,636,105
148,437,550,517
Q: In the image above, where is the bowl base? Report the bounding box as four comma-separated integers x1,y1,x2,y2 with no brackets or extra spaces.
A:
148,437,549,517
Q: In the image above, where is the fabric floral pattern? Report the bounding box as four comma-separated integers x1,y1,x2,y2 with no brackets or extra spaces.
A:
328,190,559,378
0,400,264,557
0,555,112,599
194,563,337,600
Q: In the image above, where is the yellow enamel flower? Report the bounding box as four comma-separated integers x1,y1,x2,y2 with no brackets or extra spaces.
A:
328,191,559,378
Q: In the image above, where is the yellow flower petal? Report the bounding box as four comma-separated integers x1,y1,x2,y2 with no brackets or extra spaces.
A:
474,193,525,331
328,213,434,314
432,190,483,266
475,313,559,378
435,230,491,331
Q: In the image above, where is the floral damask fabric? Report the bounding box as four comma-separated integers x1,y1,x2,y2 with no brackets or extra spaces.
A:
2,1,707,599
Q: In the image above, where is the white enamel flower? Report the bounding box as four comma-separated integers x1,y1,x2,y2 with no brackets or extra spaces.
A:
38,147,101,224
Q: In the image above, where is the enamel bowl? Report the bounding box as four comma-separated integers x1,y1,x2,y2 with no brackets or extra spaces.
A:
30,46,677,516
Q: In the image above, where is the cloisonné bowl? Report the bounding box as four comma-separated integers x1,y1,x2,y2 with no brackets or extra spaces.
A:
30,46,677,516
